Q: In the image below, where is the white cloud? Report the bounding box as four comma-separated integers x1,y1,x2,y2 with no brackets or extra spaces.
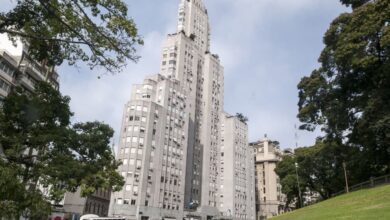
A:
59,31,166,145
0,34,23,57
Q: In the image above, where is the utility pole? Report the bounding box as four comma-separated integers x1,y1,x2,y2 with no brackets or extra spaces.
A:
295,162,303,208
294,124,299,149
343,161,349,193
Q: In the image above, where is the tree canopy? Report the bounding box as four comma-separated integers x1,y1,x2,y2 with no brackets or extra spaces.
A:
235,113,249,124
275,141,359,209
0,0,143,73
0,82,124,219
339,0,370,9
297,0,390,179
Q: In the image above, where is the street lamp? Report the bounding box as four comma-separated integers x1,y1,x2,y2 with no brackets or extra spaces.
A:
295,162,303,208
343,161,349,193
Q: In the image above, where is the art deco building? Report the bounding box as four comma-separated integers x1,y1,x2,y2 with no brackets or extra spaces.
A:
250,137,286,220
219,113,256,220
109,0,224,219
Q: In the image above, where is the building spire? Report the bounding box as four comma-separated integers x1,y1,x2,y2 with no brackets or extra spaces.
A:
177,0,210,53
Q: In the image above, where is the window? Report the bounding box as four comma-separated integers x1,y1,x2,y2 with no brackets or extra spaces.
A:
125,185,132,191
136,105,142,111
139,138,144,145
123,159,128,165
124,148,130,154
132,137,138,143
124,199,129,205
131,148,136,154
0,79,10,92
133,126,139,132
133,186,138,193
136,160,142,168
137,149,143,155
141,117,147,122
131,199,136,205
143,107,148,112
129,159,135,165
117,198,123,204
0,61,15,77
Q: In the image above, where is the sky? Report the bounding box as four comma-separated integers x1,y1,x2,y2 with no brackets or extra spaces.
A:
1,0,348,149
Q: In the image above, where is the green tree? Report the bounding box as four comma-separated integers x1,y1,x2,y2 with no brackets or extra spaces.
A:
275,155,305,209
297,0,390,180
294,142,348,199
0,0,143,73
235,113,248,124
0,82,124,219
276,141,361,208
339,0,370,9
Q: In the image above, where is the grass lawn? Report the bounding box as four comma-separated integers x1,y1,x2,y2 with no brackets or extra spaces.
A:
270,184,390,220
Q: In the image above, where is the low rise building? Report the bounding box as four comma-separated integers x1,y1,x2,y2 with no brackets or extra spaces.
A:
62,188,112,219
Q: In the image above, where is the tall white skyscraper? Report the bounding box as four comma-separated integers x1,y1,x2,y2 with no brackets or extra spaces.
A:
109,1,224,219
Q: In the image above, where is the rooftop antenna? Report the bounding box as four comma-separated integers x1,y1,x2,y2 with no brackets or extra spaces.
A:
294,124,299,149
111,138,116,157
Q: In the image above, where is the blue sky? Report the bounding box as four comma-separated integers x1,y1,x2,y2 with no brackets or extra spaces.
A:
2,0,348,148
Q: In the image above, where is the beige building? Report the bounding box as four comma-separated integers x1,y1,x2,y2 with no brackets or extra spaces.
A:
250,137,286,220
219,113,256,220
109,0,225,219
61,188,112,219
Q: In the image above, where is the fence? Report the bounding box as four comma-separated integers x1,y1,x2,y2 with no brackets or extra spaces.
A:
332,174,390,197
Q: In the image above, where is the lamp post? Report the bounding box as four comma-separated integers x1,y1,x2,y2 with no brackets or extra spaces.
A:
295,162,303,208
342,161,349,193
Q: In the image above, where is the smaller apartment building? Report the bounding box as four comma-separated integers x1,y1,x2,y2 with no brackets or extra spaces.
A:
62,188,112,219
0,37,59,105
219,113,256,220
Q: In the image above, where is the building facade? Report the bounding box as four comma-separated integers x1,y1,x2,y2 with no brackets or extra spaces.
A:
219,113,256,220
61,188,111,219
0,36,60,162
109,0,225,219
250,137,286,220
0,36,59,105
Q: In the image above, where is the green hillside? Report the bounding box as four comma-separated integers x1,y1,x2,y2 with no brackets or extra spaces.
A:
271,185,390,220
